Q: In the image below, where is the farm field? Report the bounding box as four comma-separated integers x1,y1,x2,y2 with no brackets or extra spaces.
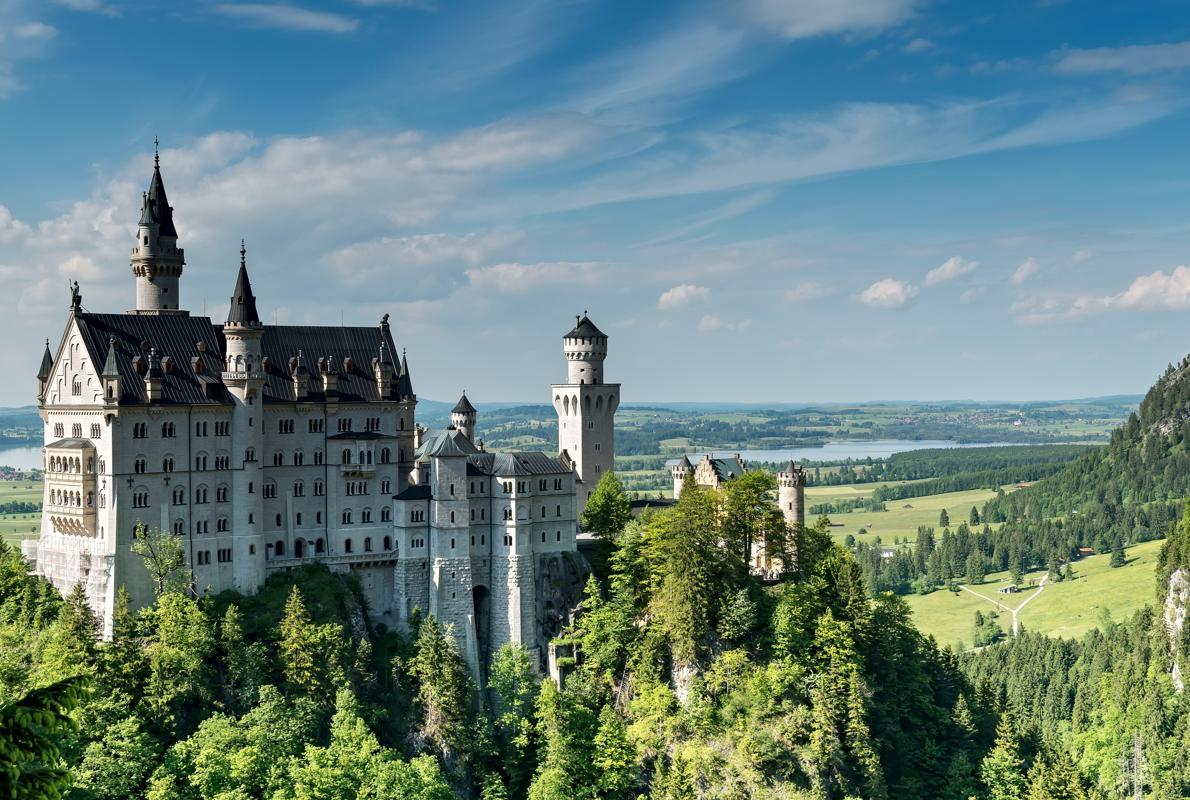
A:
904,538,1165,650
0,477,42,544
806,483,1009,545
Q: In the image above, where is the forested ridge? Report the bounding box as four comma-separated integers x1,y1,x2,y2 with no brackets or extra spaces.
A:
0,469,1086,800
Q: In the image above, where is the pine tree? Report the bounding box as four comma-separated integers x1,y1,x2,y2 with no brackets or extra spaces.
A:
279,586,319,696
939,509,950,528
1110,540,1126,568
970,506,981,525
409,616,473,758
980,714,1026,800
593,705,636,800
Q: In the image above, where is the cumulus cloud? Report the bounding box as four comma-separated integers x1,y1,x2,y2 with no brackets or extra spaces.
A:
747,0,920,40
1054,40,1190,76
211,3,361,34
859,278,917,307
1011,257,1039,284
1018,266,1190,324
657,284,710,309
924,255,977,286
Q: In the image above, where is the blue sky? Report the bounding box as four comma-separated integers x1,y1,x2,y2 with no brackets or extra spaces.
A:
4,0,1190,406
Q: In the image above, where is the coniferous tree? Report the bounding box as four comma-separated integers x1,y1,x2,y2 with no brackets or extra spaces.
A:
939,509,951,528
409,616,473,759
970,506,981,525
980,713,1027,800
278,586,319,697
1110,539,1126,568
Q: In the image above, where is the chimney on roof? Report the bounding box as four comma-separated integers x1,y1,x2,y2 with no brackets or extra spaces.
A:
145,347,163,402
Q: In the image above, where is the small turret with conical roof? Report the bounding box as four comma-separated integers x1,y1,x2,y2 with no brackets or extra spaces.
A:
226,240,261,327
451,392,477,442
101,337,120,405
671,454,693,498
222,241,264,384
396,349,414,399
130,139,187,315
37,339,53,401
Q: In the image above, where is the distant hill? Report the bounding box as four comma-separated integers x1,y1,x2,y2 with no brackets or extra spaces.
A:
984,357,1190,558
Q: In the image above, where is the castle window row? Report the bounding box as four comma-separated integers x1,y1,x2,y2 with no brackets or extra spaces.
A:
347,481,368,496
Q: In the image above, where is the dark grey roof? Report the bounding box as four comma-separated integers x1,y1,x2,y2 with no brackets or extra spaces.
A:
139,165,178,238
37,340,53,380
74,313,229,405
468,451,569,476
326,431,394,441
564,314,605,339
418,428,478,459
226,246,260,326
780,459,802,474
46,438,93,449
452,393,476,415
708,457,746,482
395,484,431,500
260,324,399,404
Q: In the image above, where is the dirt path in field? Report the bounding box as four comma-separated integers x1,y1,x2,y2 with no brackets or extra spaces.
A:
960,573,1049,636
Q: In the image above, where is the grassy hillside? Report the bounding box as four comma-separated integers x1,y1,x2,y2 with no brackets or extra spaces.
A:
905,538,1164,650
807,483,1008,545
0,478,41,543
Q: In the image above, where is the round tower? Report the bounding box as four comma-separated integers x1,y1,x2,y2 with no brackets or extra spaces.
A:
671,455,692,499
130,142,186,314
778,460,806,527
451,392,477,442
221,241,265,591
564,313,607,385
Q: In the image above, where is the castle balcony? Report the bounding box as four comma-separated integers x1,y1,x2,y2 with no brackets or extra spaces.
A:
221,369,265,383
44,438,98,537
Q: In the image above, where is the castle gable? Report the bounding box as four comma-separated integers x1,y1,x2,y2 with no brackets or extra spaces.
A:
44,317,106,407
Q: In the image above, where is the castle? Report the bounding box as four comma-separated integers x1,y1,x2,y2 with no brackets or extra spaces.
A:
27,153,612,677
668,453,805,572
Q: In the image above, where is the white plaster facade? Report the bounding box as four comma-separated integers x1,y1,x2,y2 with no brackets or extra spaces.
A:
27,157,596,675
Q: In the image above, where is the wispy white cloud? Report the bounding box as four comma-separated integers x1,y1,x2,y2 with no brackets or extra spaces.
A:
903,37,932,53
924,255,976,286
746,0,921,40
658,284,711,309
464,261,601,294
1012,257,1039,284
1054,40,1190,76
697,314,751,333
543,92,1179,212
785,282,826,302
212,3,360,34
860,277,917,307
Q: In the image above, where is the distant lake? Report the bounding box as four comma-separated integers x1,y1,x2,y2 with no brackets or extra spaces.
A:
0,445,42,471
736,439,1027,464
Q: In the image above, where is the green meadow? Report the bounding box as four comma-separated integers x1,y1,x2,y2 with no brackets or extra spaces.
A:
904,537,1165,650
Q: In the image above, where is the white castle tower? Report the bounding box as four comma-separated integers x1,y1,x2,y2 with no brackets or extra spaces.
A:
551,314,619,522
451,393,477,442
671,455,692,498
778,459,806,528
221,242,267,591
130,141,186,315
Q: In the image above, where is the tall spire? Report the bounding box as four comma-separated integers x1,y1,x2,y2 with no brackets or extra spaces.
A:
130,140,186,314
227,240,261,326
397,348,413,398
101,337,119,378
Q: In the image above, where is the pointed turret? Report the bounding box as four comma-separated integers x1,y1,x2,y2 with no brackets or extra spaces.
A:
130,140,186,315
226,241,261,326
451,392,477,442
36,339,53,400
396,349,414,398
100,336,120,405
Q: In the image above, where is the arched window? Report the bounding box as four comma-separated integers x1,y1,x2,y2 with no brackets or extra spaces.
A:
343,449,351,464
274,540,285,556
381,507,391,522
360,450,367,465
383,535,392,550
362,508,372,523
364,537,372,552
380,448,390,464
342,509,353,524
315,538,325,553
294,539,304,558
344,538,353,553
